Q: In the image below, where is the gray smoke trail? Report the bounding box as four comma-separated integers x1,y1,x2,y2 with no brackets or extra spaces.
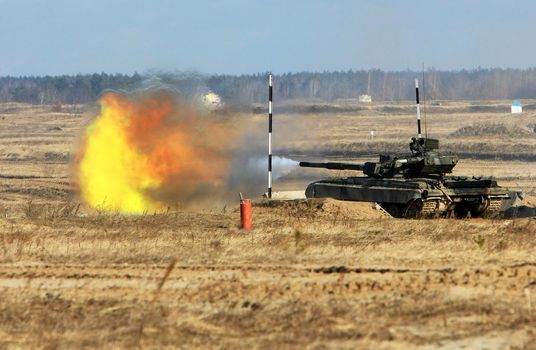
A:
225,153,299,198
245,156,299,181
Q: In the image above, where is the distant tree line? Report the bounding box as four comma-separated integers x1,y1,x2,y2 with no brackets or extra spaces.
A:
0,73,143,104
2,68,536,105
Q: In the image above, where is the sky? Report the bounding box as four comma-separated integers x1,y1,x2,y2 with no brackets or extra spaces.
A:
0,0,534,76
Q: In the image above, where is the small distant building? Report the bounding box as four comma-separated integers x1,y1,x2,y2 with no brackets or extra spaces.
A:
358,94,372,103
511,101,522,114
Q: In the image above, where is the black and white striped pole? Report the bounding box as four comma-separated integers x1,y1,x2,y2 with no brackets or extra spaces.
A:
268,73,273,198
415,78,422,138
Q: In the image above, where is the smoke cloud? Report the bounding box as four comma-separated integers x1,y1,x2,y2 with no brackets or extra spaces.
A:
73,89,297,213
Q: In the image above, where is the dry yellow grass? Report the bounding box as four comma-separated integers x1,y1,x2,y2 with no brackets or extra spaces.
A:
2,204,536,349
0,102,536,349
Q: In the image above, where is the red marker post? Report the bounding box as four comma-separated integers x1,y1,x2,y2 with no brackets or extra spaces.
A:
239,193,252,230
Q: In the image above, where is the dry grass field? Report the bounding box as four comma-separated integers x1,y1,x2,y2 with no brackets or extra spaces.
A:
1,101,536,349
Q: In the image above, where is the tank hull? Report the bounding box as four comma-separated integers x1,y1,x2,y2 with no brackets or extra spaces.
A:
304,176,510,218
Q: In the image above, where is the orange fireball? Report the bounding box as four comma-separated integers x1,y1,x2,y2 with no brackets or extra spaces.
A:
75,92,229,213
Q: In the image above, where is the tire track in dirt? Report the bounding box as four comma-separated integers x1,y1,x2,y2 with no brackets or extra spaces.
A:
0,263,535,301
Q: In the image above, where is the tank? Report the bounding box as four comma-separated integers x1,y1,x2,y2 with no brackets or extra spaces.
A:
299,80,511,218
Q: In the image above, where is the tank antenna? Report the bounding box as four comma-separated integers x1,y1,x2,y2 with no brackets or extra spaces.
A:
415,78,422,138
422,63,428,139
268,73,273,199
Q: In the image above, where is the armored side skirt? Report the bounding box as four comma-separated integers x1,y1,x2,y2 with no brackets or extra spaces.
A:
305,182,422,204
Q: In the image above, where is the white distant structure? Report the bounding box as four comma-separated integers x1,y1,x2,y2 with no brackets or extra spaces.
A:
202,91,223,109
358,94,372,103
511,101,522,114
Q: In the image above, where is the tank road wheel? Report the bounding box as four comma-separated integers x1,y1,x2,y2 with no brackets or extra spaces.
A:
404,199,423,219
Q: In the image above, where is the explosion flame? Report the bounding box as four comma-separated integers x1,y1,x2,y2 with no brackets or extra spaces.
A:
75,91,230,213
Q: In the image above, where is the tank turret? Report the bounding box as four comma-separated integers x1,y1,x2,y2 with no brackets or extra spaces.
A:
300,137,458,179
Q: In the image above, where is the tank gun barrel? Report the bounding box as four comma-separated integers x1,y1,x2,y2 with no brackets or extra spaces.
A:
299,161,364,171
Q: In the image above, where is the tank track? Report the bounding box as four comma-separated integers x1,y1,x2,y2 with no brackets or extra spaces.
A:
381,197,505,219
481,198,503,217
422,200,440,215
420,197,505,218
381,199,445,218
487,199,502,212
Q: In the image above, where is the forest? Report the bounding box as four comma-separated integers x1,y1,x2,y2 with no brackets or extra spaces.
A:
2,68,536,105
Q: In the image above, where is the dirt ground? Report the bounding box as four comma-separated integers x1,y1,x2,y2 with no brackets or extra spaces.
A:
1,101,536,349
